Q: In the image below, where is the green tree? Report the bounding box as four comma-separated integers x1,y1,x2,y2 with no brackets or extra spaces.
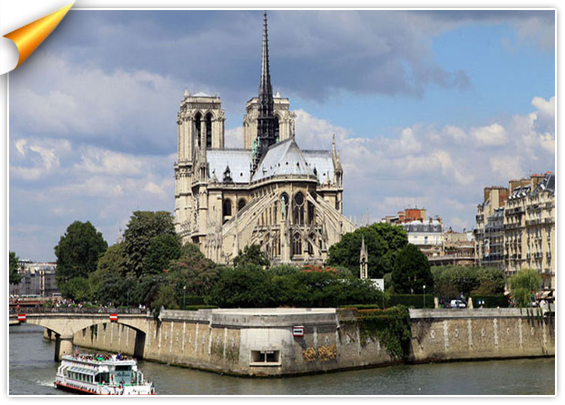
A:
90,242,128,301
391,243,433,294
54,221,107,300
9,251,22,285
208,265,279,307
327,223,408,278
166,245,223,306
123,211,176,277
142,233,182,275
233,244,270,268
509,268,542,308
475,267,506,295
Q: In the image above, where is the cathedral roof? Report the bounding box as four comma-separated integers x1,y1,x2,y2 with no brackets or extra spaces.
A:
302,150,335,184
251,138,316,182
208,149,252,183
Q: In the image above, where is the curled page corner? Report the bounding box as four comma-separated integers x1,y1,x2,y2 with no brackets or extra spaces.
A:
1,2,74,75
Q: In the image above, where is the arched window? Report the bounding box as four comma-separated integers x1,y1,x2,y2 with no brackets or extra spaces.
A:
237,199,246,212
292,233,302,257
274,116,280,141
205,113,213,148
194,112,202,149
293,192,305,225
223,199,233,219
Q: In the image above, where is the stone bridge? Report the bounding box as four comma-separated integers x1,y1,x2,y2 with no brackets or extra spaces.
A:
11,310,153,361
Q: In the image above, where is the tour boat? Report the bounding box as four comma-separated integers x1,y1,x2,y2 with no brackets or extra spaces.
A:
54,353,155,395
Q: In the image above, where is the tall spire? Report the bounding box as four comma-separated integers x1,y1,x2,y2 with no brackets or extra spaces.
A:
259,10,273,103
252,11,277,173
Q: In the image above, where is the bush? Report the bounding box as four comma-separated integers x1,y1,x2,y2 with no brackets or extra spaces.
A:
387,294,435,309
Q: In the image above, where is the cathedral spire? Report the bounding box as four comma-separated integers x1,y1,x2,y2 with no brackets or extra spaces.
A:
252,11,277,173
259,10,273,103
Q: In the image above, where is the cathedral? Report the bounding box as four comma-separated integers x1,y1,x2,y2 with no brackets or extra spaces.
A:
173,12,355,265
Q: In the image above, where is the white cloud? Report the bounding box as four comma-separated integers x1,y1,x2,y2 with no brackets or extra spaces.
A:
10,53,184,152
489,156,523,180
10,137,71,181
74,146,145,176
294,109,352,150
471,123,508,147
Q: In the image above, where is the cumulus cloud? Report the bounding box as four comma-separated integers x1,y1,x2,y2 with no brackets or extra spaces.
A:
10,53,184,154
471,123,508,147
10,137,71,181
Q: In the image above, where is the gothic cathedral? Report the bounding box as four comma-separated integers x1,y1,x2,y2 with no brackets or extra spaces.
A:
173,12,355,265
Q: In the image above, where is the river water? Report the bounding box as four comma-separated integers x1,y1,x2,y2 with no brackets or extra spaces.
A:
9,324,555,396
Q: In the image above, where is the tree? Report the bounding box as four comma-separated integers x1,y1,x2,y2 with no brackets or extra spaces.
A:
509,268,542,308
233,244,270,268
142,234,182,275
123,211,176,277
208,265,277,308
391,243,433,294
431,266,505,298
166,245,223,305
54,221,107,300
327,223,408,278
9,251,22,285
474,267,506,295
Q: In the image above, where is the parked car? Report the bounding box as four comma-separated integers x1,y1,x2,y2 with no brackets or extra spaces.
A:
450,299,467,308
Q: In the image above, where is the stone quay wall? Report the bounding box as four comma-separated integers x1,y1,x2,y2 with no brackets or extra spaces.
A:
409,308,555,362
69,308,554,376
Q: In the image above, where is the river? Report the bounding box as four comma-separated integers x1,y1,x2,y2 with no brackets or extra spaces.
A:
9,324,555,395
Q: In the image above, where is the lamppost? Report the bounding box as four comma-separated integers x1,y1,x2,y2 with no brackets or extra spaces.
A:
183,285,186,310
423,285,426,308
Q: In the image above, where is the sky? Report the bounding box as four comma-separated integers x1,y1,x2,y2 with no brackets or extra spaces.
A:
8,9,555,261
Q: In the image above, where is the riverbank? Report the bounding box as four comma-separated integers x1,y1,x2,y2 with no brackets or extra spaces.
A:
11,324,555,395
65,307,555,377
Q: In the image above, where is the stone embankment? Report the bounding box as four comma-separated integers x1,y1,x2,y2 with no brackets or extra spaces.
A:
68,307,554,376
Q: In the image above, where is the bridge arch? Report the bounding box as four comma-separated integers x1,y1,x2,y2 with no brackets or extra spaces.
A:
23,313,151,361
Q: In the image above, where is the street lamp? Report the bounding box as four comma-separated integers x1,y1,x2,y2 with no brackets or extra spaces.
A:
183,285,187,310
423,285,426,308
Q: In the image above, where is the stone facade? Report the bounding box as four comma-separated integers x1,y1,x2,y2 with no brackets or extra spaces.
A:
474,173,555,291
173,14,354,265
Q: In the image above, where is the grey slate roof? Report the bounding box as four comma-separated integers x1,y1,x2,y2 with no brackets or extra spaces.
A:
207,140,335,185
251,138,316,182
208,149,252,183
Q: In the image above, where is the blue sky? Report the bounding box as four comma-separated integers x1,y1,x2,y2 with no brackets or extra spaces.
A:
8,9,555,261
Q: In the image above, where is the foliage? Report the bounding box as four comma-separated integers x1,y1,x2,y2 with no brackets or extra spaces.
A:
352,305,412,360
386,294,435,309
123,211,176,277
475,267,506,295
91,211,189,310
432,266,505,299
233,244,270,268
208,265,383,308
151,284,179,316
54,221,107,300
142,233,182,275
509,268,542,308
9,251,22,285
166,248,223,305
209,265,278,307
327,223,408,278
391,244,433,294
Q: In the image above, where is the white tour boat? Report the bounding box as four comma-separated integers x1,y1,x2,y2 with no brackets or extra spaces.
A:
55,353,155,395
